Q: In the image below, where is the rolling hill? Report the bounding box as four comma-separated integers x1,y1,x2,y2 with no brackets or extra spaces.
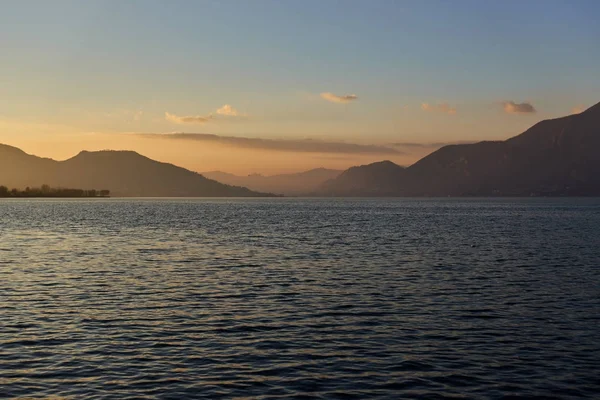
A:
0,146,273,197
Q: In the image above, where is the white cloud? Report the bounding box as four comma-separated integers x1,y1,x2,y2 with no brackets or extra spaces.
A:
320,92,358,104
165,112,213,124
502,101,536,114
421,103,456,115
216,104,241,116
166,104,247,124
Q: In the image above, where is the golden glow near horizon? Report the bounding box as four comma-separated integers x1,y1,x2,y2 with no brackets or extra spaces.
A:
1,129,431,175
0,101,589,175
0,97,580,176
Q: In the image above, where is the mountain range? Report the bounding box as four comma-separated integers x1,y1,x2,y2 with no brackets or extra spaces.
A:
0,146,273,197
202,168,342,196
318,102,600,196
2,101,598,197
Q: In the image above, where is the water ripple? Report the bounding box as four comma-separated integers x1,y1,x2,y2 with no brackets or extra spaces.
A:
1,198,599,399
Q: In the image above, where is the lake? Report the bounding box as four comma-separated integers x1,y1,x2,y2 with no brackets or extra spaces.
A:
1,198,599,399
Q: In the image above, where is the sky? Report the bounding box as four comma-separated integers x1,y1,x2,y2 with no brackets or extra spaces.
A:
1,0,599,174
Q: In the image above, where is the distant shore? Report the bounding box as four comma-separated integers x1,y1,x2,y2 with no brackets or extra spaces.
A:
0,185,110,198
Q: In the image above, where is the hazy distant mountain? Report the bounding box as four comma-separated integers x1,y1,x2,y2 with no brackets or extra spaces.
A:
202,168,342,196
0,146,273,197
318,102,600,196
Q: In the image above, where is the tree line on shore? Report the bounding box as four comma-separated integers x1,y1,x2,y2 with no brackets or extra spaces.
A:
0,185,110,198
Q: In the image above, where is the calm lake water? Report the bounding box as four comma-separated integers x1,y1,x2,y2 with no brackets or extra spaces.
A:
1,198,599,399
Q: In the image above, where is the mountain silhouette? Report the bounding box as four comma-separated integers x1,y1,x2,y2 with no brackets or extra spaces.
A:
0,146,274,197
202,168,341,196
318,102,600,196
318,161,407,196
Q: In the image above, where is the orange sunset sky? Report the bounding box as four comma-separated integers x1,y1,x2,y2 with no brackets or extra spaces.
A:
1,1,598,174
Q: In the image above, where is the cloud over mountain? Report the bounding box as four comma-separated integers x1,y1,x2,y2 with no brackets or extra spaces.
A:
391,140,476,149
503,101,536,114
139,133,399,155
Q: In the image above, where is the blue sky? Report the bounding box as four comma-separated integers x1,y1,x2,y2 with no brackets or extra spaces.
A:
1,0,599,172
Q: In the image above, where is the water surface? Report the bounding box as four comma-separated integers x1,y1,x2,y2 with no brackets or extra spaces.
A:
1,198,599,399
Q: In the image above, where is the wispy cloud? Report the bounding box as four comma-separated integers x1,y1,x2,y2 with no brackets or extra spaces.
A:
320,92,358,104
165,112,213,124
571,105,586,114
502,101,536,114
421,103,457,115
391,140,476,149
216,104,246,117
166,104,246,124
139,133,400,155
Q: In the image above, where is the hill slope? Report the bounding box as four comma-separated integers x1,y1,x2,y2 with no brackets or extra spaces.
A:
317,102,600,196
0,146,273,197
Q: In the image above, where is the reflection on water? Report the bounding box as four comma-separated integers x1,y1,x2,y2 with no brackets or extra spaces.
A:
1,198,599,398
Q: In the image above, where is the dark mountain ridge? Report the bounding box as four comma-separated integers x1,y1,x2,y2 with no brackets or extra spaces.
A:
318,102,600,196
0,146,273,197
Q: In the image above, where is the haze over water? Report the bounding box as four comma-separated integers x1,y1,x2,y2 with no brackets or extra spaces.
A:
1,198,599,398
